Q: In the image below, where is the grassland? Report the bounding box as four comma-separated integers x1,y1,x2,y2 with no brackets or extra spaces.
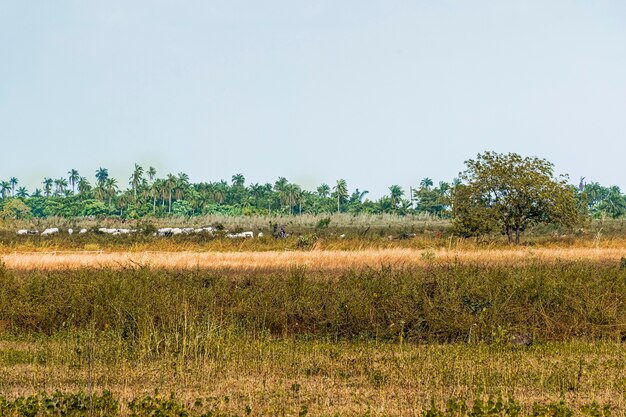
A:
2,217,626,415
1,261,626,415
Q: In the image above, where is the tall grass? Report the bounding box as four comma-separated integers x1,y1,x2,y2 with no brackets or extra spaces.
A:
2,262,626,415
2,262,625,343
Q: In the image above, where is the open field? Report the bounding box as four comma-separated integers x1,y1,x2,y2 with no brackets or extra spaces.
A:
1,261,626,415
3,224,626,415
2,247,626,271
1,338,625,416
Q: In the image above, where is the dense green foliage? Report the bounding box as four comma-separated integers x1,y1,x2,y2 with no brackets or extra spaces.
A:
451,152,586,243
0,392,613,417
0,166,452,218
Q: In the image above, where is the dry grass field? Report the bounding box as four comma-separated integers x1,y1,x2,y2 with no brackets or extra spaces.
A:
2,220,626,415
2,337,625,416
2,246,626,271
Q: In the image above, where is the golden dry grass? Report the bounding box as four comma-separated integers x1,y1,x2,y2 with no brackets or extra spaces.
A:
2,247,626,270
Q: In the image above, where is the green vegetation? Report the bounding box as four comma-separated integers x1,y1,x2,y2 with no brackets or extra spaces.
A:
1,262,626,415
0,166,453,219
0,392,616,417
452,152,585,243
2,262,626,344
4,152,625,243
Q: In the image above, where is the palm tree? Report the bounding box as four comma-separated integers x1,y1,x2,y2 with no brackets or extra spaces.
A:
16,187,28,198
151,179,164,212
95,167,109,186
94,183,106,201
165,174,177,213
0,181,10,199
333,179,348,212
316,183,331,198
129,164,144,198
248,183,263,207
42,178,53,197
147,166,157,182
68,169,80,192
32,188,42,198
104,178,118,206
420,178,433,190
9,177,18,197
389,185,404,207
54,178,68,196
77,177,92,194
175,172,189,201
232,173,245,188
213,181,227,204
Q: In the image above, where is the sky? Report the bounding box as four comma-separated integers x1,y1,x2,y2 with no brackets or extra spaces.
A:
1,1,625,198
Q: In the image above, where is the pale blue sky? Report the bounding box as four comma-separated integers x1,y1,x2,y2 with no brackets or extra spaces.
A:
1,1,625,197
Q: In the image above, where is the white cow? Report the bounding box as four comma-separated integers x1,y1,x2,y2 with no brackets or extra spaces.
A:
79,228,88,234
41,228,59,236
227,231,254,239
68,228,73,235
17,229,28,235
157,228,173,236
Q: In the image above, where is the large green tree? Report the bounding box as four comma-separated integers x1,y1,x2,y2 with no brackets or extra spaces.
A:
452,152,585,243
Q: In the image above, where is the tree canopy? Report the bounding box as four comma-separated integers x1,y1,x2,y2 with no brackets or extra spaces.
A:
451,152,586,243
1,154,624,225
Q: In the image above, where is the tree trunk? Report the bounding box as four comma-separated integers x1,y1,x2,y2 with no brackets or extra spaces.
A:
506,227,513,243
515,227,521,244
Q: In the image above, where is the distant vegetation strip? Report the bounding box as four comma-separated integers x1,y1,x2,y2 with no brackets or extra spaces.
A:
3,247,626,270
0,153,624,222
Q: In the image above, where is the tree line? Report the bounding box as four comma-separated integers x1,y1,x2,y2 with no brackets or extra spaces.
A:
0,165,452,219
1,155,624,227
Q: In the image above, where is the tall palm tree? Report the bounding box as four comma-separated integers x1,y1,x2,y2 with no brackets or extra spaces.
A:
165,174,177,213
151,179,164,213
248,183,263,207
95,167,109,186
147,166,157,182
16,187,28,198
68,169,80,192
175,172,189,201
0,181,10,199
42,178,53,197
94,183,106,201
316,183,331,198
129,164,144,198
32,188,42,198
333,179,348,212
9,177,18,197
274,177,289,210
77,177,92,194
104,178,118,206
212,181,227,204
420,178,433,190
54,178,68,196
231,173,245,188
389,185,404,207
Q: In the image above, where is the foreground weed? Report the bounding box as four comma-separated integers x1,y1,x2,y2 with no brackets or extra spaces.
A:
0,391,118,416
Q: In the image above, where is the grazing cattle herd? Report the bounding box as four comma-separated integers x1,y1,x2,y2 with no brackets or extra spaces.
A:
15,226,259,238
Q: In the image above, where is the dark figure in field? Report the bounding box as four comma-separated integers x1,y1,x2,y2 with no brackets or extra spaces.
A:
273,224,287,239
